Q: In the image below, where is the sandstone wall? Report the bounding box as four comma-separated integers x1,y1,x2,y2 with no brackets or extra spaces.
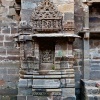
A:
0,0,84,100
0,0,20,99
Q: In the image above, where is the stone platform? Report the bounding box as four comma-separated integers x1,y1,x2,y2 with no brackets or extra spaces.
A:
81,79,100,100
17,95,76,100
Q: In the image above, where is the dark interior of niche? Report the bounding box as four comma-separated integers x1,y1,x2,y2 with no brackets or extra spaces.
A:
89,3,100,14
15,0,21,16
90,33,100,39
15,0,21,4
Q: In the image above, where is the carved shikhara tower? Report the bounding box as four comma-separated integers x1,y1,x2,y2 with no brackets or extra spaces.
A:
14,0,79,100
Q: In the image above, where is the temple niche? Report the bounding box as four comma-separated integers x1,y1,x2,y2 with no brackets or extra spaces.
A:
14,0,79,100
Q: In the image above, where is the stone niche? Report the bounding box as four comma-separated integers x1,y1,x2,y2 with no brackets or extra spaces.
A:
14,0,79,100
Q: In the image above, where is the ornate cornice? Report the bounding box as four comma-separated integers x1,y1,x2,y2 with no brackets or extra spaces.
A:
31,0,63,32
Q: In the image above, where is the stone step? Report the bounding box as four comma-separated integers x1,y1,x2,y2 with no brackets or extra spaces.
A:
81,79,96,87
20,70,74,75
20,74,75,79
32,89,62,92
32,84,75,89
83,94,100,100
84,86,100,95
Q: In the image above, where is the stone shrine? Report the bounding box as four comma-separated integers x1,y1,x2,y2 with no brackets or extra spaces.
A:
14,0,79,100
0,0,100,100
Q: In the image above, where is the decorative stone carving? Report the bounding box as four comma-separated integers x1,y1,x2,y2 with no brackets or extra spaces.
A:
41,50,53,63
63,20,74,31
31,0,62,32
14,0,78,99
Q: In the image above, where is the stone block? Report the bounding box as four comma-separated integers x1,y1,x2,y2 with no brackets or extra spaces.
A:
61,79,75,88
86,95,94,100
17,96,26,100
62,88,75,97
0,80,5,86
3,75,10,81
2,96,10,100
53,96,61,100
94,95,100,100
9,8,15,15
91,66,100,70
33,79,60,88
5,56,20,61
4,42,14,47
0,48,6,55
0,42,3,46
5,35,13,42
90,70,100,79
11,28,17,34
64,13,74,21
62,95,76,100
0,89,18,95
9,75,19,82
27,96,38,100
5,55,20,61
6,82,17,89
18,79,32,88
22,1,37,10
2,27,10,34
10,96,17,100
21,9,33,22
7,48,19,56
0,35,4,41
85,86,99,95
7,96,18,100
0,62,20,68
57,3,74,13
18,87,32,95
8,68,19,74
0,68,7,75
27,96,48,100
81,80,96,87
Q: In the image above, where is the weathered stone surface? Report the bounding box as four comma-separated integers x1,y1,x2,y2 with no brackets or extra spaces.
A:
18,79,32,88
81,79,100,100
94,95,100,100
85,87,100,95
90,71,100,79
62,88,75,97
17,96,26,100
81,80,96,87
0,0,80,99
33,79,60,88
18,87,32,95
8,68,19,74
0,89,18,95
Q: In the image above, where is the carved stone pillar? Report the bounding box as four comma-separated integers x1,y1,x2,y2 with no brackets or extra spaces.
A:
82,3,90,79
14,22,35,96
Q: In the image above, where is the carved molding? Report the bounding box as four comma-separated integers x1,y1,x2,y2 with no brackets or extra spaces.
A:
63,20,74,31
